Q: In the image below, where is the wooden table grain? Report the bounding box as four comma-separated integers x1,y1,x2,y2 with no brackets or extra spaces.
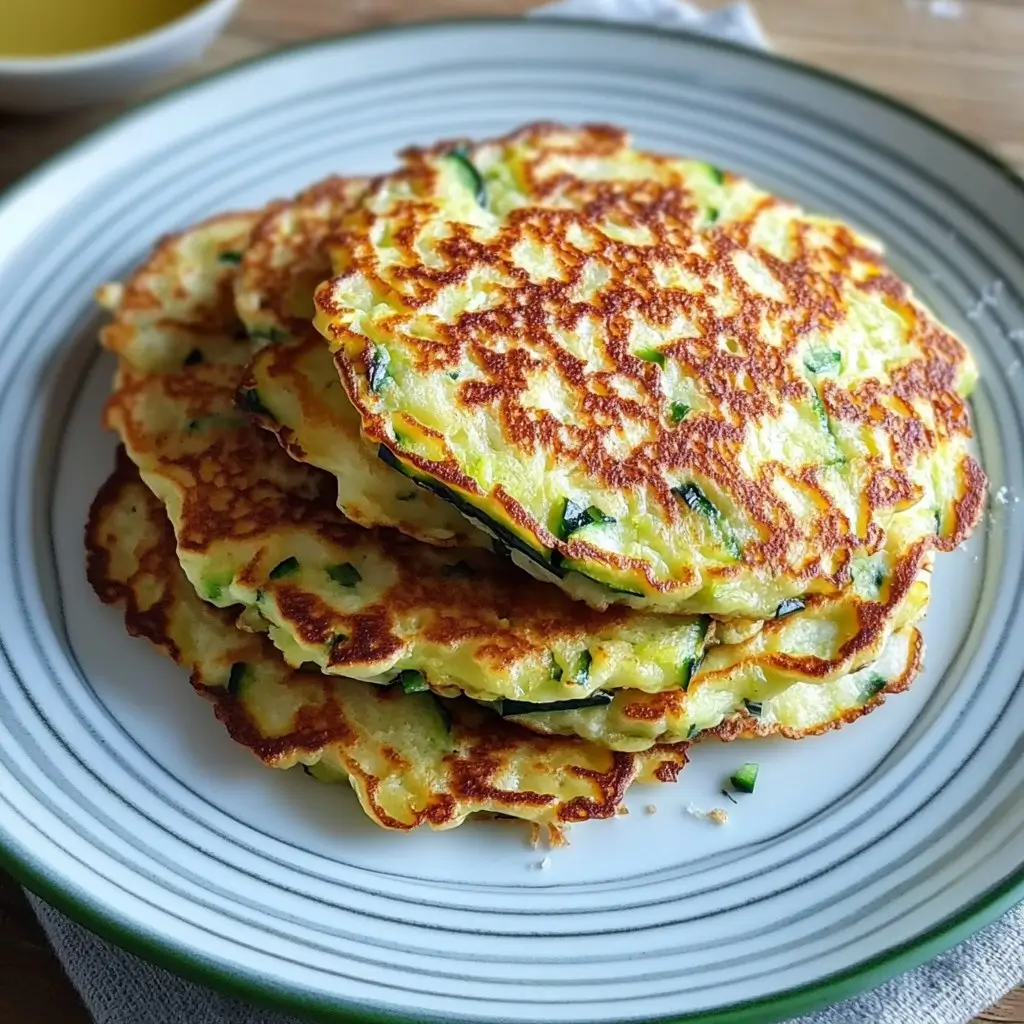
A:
1,1,1022,1021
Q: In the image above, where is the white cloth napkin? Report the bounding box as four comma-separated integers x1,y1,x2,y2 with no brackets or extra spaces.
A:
27,3,1024,1023
533,0,769,46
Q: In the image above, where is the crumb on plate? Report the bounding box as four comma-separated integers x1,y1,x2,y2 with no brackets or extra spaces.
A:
686,802,729,826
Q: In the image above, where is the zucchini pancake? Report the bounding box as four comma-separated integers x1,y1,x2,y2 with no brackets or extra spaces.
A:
314,123,985,619
100,217,712,708
85,121,985,833
234,177,484,548
86,454,690,831
97,214,929,751
86,454,919,828
236,177,934,699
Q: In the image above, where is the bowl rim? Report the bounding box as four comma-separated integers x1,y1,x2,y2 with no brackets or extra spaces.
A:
0,0,240,74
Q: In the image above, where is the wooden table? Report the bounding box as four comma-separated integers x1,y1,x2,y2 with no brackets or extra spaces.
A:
1,1,1022,1021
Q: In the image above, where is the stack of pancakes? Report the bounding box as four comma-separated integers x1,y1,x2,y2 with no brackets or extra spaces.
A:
86,123,985,835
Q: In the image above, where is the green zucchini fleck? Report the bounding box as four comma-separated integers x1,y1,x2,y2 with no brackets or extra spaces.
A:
558,498,615,541
670,402,690,424
572,650,592,687
706,207,719,224
673,482,718,519
217,250,243,265
183,348,203,366
671,483,742,560
237,386,274,420
730,762,759,793
577,574,644,598
367,345,391,393
809,392,829,429
686,723,700,739
695,615,712,644
775,597,806,619
495,692,612,717
808,392,846,466
852,558,887,596
446,148,487,206
804,349,842,375
680,615,711,691
447,370,460,381
249,325,289,343
377,444,559,574
707,164,725,185
396,669,429,694
636,348,666,368
680,658,697,692
269,557,299,580
203,574,232,601
187,412,246,434
227,662,248,695
548,653,563,682
743,698,762,718
431,694,454,737
859,674,888,703
326,562,361,587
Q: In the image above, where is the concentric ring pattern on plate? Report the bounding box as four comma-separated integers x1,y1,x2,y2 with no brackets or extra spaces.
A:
0,20,1022,1024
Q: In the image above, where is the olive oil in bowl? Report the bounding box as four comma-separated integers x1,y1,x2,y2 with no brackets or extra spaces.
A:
0,0,206,58
0,0,238,112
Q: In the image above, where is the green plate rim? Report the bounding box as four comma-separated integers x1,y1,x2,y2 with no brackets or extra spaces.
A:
1,16,1021,1024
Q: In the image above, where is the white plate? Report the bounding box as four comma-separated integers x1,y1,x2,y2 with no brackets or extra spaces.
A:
0,19,1021,1024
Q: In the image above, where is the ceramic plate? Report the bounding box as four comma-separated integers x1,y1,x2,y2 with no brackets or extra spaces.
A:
0,19,1021,1024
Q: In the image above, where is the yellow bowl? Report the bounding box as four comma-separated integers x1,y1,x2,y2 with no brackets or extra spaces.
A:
0,0,240,113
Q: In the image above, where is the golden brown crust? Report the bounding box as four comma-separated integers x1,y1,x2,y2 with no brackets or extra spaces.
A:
317,122,985,611
98,211,259,372
106,354,684,682
239,334,486,547
706,625,924,742
236,176,490,548
85,454,689,829
85,446,186,663
98,214,721,705
935,453,987,552
104,359,334,553
98,189,934,762
237,177,369,344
